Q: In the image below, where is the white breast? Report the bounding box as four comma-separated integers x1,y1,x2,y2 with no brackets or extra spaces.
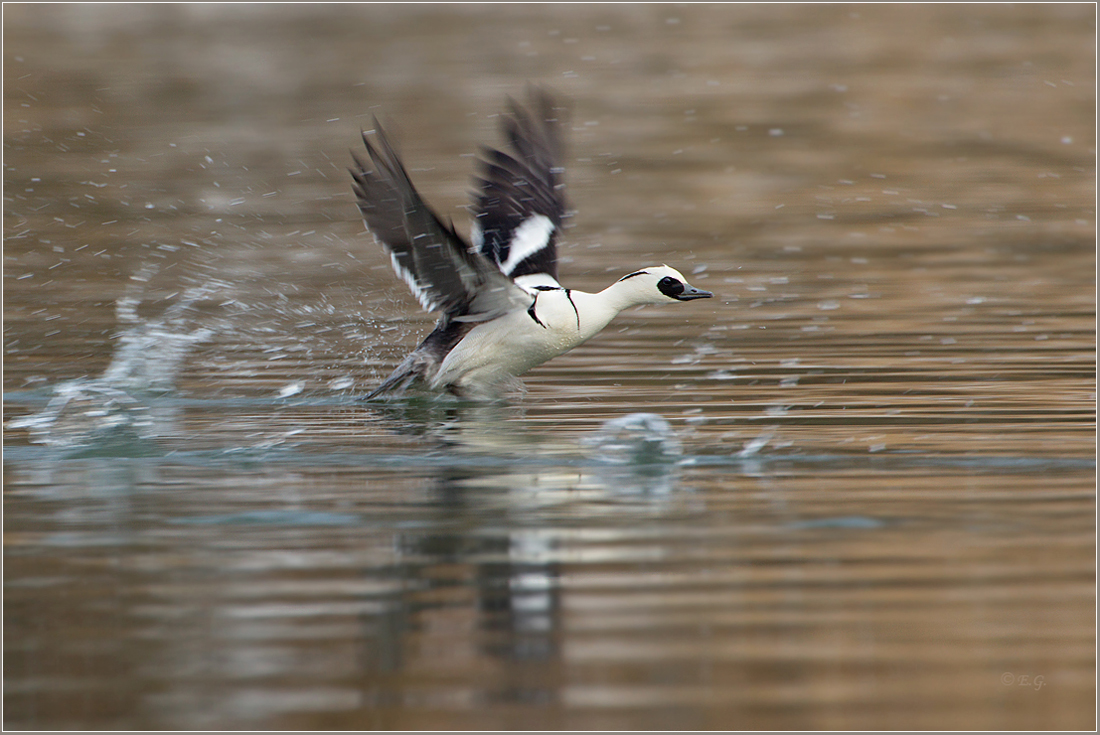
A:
431,287,612,394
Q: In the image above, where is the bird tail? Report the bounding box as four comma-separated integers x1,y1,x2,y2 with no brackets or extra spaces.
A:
363,351,433,399
363,320,468,400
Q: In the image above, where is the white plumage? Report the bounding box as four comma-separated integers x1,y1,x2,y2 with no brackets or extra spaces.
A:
497,214,556,277
350,89,712,399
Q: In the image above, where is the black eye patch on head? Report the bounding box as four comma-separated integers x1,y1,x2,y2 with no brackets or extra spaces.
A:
657,276,685,298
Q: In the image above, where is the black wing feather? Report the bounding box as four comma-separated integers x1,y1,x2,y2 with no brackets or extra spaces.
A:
473,87,568,281
350,120,529,321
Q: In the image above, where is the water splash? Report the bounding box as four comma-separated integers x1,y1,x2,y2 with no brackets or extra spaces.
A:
101,268,218,392
738,433,772,458
8,268,221,449
583,413,683,495
584,412,683,465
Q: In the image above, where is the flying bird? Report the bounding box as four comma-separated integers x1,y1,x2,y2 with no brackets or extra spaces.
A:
350,89,712,399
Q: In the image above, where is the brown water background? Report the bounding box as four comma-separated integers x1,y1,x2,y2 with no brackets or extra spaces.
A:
4,4,1095,730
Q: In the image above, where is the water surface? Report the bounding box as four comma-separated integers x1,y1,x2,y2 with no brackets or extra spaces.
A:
4,5,1095,730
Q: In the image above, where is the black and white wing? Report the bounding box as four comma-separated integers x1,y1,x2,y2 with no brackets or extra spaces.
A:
472,88,568,283
351,122,531,323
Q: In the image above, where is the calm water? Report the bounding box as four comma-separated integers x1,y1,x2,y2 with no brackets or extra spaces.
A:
4,5,1095,730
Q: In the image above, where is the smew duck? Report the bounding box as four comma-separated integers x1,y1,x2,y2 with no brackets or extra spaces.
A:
350,89,712,399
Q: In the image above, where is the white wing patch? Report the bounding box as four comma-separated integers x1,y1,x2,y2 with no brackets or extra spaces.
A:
513,273,562,290
499,215,554,277
383,241,437,312
470,220,484,252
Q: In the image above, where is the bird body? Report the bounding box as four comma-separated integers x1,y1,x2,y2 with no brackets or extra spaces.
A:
350,90,712,399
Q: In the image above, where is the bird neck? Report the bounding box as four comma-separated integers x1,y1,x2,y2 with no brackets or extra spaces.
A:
565,281,649,341
598,278,664,312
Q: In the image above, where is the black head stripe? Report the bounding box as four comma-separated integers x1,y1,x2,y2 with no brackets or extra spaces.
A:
618,270,649,282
